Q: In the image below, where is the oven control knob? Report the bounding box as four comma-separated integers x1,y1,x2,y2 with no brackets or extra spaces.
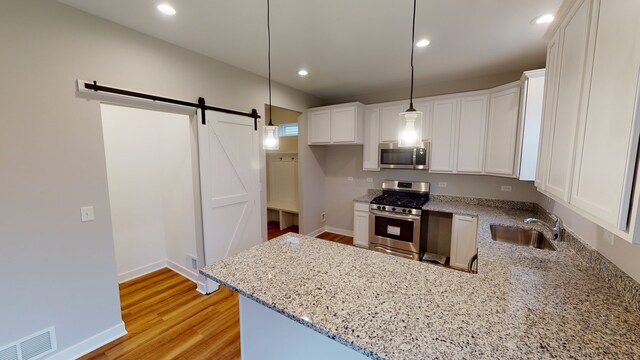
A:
391,207,396,211
377,206,382,210
402,209,406,213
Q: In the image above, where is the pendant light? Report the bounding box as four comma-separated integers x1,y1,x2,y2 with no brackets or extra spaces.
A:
263,0,279,150
398,0,423,147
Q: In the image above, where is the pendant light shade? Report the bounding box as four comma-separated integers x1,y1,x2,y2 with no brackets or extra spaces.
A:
263,0,280,150
399,0,421,147
264,123,279,150
398,109,423,147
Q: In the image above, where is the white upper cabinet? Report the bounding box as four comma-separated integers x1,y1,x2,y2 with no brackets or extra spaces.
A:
537,34,561,190
430,99,459,173
518,70,546,181
363,107,381,171
457,95,488,173
380,105,405,143
308,110,331,144
570,0,640,230
307,103,364,145
537,0,640,242
484,84,521,176
543,0,595,201
415,102,432,141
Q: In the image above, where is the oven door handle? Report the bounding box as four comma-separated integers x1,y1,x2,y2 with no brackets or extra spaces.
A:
370,210,420,220
372,246,415,259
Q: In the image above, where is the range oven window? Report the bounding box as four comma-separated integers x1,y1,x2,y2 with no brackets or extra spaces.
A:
373,216,414,243
380,149,413,166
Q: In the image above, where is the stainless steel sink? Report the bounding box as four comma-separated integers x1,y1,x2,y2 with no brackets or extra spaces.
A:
489,225,557,251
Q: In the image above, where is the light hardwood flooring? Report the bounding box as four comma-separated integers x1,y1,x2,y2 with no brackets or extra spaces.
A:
80,269,240,360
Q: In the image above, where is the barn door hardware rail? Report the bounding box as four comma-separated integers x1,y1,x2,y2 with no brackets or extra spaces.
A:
77,80,260,127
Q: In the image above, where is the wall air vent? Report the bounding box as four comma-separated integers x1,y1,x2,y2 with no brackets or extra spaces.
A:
0,327,57,360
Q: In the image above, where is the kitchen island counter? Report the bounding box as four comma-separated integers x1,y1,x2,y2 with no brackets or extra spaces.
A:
201,202,640,359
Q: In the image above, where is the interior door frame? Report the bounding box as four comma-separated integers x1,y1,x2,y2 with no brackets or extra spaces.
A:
94,96,209,293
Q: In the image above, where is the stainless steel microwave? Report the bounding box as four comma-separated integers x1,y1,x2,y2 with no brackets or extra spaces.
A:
379,142,429,169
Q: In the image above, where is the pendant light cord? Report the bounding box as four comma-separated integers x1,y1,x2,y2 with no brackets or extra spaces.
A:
267,0,273,126
408,0,417,111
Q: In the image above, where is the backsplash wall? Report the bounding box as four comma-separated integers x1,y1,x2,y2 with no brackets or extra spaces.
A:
323,145,539,232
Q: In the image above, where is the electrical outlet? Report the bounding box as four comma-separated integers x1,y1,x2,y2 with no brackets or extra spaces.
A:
366,177,373,183
604,231,615,245
80,206,94,222
438,182,447,188
501,185,512,192
321,212,326,222
347,176,354,181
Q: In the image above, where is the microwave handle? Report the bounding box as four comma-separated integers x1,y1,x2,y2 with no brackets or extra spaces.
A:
412,148,417,169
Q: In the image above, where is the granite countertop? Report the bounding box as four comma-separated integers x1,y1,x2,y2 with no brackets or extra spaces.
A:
354,189,382,203
201,199,640,359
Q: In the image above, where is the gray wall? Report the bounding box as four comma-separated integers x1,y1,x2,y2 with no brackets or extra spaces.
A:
0,0,318,355
323,146,538,232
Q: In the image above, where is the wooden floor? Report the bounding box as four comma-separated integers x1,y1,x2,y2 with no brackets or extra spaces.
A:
267,221,353,246
80,268,240,360
267,221,299,240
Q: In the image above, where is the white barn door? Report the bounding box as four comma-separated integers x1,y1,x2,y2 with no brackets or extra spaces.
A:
197,109,262,271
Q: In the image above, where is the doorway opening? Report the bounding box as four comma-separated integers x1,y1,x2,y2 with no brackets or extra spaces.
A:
264,105,301,239
100,104,201,285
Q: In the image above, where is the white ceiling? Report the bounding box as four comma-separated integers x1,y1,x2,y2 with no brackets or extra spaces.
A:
59,0,561,101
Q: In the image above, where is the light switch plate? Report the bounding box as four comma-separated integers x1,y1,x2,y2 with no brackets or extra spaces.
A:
438,182,447,188
347,176,354,181
366,178,373,183
501,186,512,192
80,206,94,222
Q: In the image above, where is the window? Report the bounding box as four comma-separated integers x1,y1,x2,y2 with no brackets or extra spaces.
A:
278,123,298,137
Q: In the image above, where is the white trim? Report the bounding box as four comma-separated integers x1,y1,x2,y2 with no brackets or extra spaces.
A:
166,259,199,283
324,226,354,237
306,226,326,237
196,276,220,294
48,322,126,360
117,260,166,283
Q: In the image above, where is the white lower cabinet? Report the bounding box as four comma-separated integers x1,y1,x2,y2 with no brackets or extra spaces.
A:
353,202,370,248
449,214,478,270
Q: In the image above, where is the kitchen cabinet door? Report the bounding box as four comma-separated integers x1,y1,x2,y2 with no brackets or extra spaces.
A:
430,99,458,173
450,214,478,271
537,33,561,190
570,0,640,231
484,85,520,176
353,202,370,248
543,0,594,201
308,110,331,144
380,105,404,143
518,70,545,181
363,108,381,171
456,95,488,173
331,106,357,143
415,101,432,141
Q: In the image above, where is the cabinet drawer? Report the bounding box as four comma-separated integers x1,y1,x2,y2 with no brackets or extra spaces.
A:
354,202,370,212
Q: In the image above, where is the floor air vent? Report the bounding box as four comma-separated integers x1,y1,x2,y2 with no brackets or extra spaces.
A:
0,327,56,360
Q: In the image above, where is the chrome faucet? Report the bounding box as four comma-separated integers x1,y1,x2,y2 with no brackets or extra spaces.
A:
524,215,563,240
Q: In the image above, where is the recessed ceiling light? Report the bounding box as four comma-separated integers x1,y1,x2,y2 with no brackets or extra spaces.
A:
157,4,176,16
532,14,554,24
298,69,309,76
416,39,430,48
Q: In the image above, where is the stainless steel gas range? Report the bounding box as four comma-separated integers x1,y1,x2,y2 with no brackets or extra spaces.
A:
369,180,429,260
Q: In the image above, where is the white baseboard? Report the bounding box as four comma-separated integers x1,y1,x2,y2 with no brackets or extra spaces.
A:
325,226,354,237
48,322,126,360
166,259,198,283
306,226,326,237
117,260,167,283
